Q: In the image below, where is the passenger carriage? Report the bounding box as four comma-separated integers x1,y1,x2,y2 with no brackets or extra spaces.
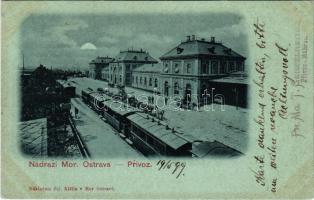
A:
126,113,192,157
101,99,141,133
56,80,76,99
81,89,93,104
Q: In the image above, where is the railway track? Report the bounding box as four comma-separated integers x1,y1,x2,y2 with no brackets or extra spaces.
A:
68,115,91,159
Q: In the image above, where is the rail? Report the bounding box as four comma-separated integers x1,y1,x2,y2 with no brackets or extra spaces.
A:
68,115,91,158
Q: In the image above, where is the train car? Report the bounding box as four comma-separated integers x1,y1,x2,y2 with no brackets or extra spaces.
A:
101,99,141,132
81,89,93,104
126,113,192,157
80,87,192,157
56,80,76,99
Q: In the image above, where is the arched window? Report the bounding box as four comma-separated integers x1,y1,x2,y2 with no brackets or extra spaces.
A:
174,82,179,95
164,81,169,96
154,78,158,87
184,83,192,103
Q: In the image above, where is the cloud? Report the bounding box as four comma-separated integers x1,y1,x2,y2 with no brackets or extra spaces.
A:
131,33,174,45
80,42,97,50
24,18,89,49
98,35,118,44
198,19,247,41
51,19,89,48
196,19,248,56
106,25,135,38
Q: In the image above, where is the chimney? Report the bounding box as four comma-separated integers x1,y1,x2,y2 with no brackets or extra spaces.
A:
192,35,195,40
186,35,191,41
211,36,215,43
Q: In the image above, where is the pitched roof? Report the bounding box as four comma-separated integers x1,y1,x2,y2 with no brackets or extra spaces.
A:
19,118,48,157
112,50,158,63
132,63,162,73
127,113,189,150
90,56,113,64
210,72,249,85
160,39,245,60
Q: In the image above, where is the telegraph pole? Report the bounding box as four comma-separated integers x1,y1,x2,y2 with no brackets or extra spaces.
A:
22,52,25,73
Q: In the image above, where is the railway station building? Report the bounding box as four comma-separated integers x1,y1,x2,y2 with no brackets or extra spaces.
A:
109,49,158,86
88,35,248,108
131,63,162,93
159,35,247,106
88,56,113,80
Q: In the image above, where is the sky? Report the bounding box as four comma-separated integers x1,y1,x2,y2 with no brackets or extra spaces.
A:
21,13,248,71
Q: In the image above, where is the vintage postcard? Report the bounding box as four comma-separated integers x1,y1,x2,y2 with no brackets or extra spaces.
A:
1,1,313,199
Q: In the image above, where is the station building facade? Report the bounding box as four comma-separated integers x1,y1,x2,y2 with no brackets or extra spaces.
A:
88,35,248,107
88,56,113,80
131,63,161,92
108,49,158,86
159,35,246,105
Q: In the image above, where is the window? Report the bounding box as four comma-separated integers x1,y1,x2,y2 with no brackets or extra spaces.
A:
149,78,152,86
119,75,122,82
229,61,235,72
164,81,169,96
140,77,142,84
174,63,179,73
154,78,158,87
164,63,169,73
177,47,184,54
221,61,227,74
147,135,154,146
174,82,179,95
144,77,147,85
211,61,218,74
237,61,243,71
186,63,191,74
136,76,138,83
133,56,137,60
202,62,208,74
